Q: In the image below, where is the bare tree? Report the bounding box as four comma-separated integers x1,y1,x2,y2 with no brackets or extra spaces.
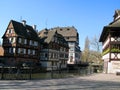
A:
82,36,90,62
90,35,102,52
90,35,102,64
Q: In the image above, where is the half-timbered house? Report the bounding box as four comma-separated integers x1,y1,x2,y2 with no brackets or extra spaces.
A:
53,27,81,65
2,20,40,66
38,29,69,70
99,10,120,73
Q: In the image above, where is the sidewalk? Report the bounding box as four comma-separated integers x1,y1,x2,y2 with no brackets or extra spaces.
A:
0,73,120,90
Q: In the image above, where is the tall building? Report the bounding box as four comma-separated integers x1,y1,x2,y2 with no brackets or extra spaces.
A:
38,29,69,70
2,20,40,66
51,27,81,64
99,10,120,73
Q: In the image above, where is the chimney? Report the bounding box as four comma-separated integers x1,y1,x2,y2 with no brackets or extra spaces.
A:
22,20,26,26
33,25,38,33
33,25,36,30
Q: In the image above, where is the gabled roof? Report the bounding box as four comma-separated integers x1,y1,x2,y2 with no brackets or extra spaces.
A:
3,20,39,41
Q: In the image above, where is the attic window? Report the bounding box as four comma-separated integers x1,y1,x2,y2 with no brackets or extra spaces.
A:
66,37,69,39
8,29,12,34
44,32,48,35
67,28,70,31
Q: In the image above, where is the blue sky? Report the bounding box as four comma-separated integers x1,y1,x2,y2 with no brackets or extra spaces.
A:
0,0,120,50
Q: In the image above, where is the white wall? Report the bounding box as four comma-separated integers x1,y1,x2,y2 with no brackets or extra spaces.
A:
102,53,110,59
108,61,120,73
102,38,110,50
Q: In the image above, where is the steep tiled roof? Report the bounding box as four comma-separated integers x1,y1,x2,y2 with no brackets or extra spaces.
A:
109,18,120,27
38,28,68,45
99,10,120,42
53,26,77,37
50,26,78,42
38,29,56,44
3,20,39,41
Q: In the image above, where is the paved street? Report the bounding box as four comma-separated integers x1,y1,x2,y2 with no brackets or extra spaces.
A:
0,73,120,90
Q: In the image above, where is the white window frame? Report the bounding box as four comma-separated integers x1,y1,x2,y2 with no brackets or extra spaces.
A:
13,48,15,53
19,38,22,43
24,49,26,54
24,39,27,44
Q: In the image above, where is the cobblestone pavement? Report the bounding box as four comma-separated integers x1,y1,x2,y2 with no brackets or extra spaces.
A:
0,73,120,90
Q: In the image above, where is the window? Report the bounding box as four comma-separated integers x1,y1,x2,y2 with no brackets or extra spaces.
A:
28,49,30,54
21,38,24,44
18,38,22,43
67,28,70,31
70,47,74,51
24,39,27,44
34,41,38,46
30,40,34,46
33,50,35,55
13,48,16,53
9,37,16,44
66,37,69,40
9,48,12,53
9,48,15,54
28,49,33,55
8,29,12,34
9,38,12,43
18,48,20,53
18,48,24,54
23,49,26,54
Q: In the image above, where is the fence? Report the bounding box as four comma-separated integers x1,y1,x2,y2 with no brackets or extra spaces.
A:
0,66,99,80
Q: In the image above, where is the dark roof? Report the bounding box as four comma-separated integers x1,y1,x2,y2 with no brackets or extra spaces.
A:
53,26,78,36
50,26,79,42
38,29,68,45
99,10,120,42
38,29,57,43
3,20,39,41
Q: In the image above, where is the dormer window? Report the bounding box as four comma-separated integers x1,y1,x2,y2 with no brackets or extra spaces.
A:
67,28,70,31
60,29,62,31
44,31,48,35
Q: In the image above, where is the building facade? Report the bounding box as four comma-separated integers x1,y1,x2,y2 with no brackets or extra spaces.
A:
99,10,120,73
51,27,81,65
2,20,40,66
38,29,69,70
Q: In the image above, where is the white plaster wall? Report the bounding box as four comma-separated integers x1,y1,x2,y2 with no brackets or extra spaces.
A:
108,62,112,73
102,53,110,59
108,61,120,73
102,38,110,50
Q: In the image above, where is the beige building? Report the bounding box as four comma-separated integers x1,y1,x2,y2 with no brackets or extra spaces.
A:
51,27,81,65
99,10,120,73
0,46,4,56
